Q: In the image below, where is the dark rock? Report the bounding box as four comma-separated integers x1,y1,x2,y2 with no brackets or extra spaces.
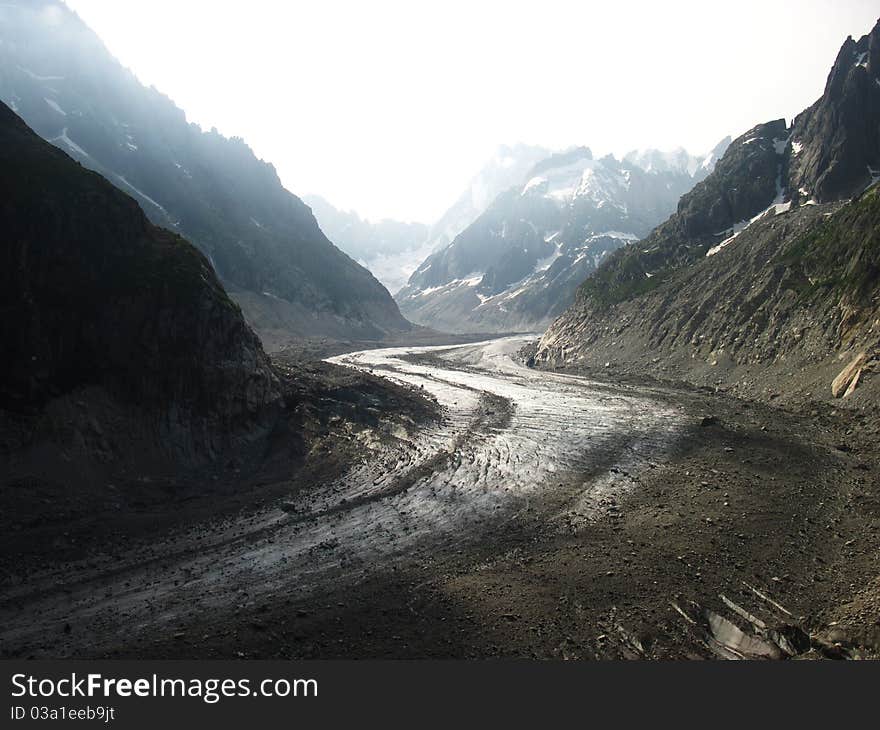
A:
790,23,880,202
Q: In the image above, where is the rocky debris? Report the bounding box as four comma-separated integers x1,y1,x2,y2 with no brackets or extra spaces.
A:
673,586,839,660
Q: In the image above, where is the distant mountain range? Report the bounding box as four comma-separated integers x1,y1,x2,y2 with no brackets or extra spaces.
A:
305,144,552,296
397,140,729,333
0,0,410,349
536,20,880,407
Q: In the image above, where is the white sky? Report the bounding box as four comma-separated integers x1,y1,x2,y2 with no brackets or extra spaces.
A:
65,0,880,223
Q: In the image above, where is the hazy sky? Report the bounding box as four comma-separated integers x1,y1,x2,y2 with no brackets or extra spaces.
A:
66,0,879,223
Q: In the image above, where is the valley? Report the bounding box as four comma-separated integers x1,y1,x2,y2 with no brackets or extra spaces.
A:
1,1,879,668
2,338,877,659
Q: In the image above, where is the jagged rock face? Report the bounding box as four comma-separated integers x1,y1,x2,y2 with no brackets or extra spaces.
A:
0,103,280,442
0,1,409,344
790,21,880,203
397,145,719,333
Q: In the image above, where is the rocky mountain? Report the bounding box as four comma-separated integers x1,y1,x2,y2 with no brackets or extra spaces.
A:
398,143,726,333
0,0,410,349
0,100,280,465
303,195,429,294
535,20,880,407
423,143,551,254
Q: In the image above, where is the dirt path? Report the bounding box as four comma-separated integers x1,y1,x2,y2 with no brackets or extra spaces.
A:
1,338,877,659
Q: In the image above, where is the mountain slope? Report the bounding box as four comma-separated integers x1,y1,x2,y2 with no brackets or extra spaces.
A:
535,20,880,406
575,120,789,308
0,100,279,459
398,144,725,333
0,0,409,348
303,195,429,294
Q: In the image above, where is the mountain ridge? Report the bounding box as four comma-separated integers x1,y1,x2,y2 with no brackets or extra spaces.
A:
0,0,410,349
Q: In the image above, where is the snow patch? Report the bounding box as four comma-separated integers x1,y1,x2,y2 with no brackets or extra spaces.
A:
533,245,562,273
417,274,484,298
49,127,88,158
707,171,789,257
117,176,167,214
774,200,792,214
521,176,546,195
18,65,64,82
44,97,66,116
700,150,720,171
520,157,629,210
596,230,638,241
